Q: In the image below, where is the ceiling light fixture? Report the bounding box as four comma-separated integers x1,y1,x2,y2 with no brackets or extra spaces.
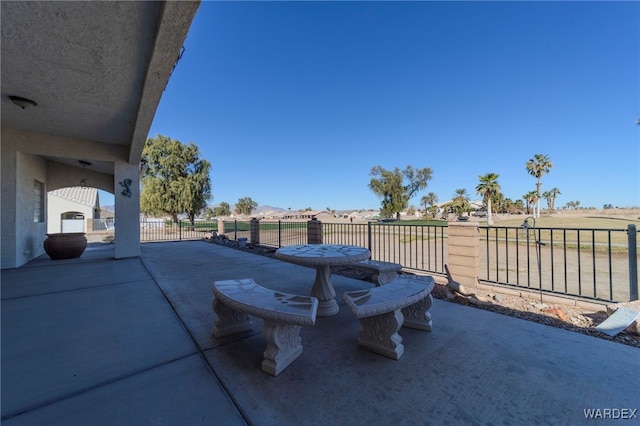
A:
9,95,37,109
78,160,92,167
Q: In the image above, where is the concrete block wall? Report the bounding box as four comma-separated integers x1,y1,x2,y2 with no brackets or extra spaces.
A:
446,221,480,288
250,218,260,244
307,218,322,244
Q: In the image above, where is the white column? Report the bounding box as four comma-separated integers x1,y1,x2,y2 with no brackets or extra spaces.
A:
114,162,140,259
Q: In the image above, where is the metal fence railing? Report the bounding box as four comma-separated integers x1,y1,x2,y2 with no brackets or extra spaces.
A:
479,225,638,303
139,219,217,242
221,220,251,241
322,222,447,275
88,218,115,232
128,218,637,303
257,221,308,247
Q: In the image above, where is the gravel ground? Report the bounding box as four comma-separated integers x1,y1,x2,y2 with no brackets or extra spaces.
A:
206,238,640,349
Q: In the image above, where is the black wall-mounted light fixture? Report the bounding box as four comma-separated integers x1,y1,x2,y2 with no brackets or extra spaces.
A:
9,95,37,109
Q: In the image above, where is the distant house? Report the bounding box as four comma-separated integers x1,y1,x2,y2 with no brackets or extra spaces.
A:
47,187,102,234
273,210,333,220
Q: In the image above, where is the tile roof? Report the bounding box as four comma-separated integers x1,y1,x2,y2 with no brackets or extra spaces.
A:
50,187,98,207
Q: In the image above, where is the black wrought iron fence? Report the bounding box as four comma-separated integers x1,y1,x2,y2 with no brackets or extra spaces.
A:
137,218,638,303
221,220,251,241
257,221,308,247
322,222,448,275
140,219,217,242
479,225,638,303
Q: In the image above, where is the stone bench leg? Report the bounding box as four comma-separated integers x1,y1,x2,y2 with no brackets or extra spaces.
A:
401,294,433,331
357,309,404,360
373,271,398,286
212,298,253,338
261,322,304,376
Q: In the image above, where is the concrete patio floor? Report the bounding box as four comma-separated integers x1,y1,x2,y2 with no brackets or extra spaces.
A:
2,240,638,425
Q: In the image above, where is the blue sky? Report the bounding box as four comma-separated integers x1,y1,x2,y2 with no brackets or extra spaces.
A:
105,1,639,211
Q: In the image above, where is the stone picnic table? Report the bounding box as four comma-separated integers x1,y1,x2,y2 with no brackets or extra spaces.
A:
275,244,371,317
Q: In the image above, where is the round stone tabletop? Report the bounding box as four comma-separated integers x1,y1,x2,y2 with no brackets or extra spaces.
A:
275,244,371,267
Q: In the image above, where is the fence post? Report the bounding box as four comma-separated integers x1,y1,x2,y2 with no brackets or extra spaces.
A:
234,220,238,241
251,218,260,245
217,219,225,235
628,224,638,301
367,221,372,252
307,217,323,244
447,221,480,289
278,220,282,248
179,220,182,241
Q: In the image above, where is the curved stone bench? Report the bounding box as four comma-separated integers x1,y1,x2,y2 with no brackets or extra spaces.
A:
212,278,318,376
350,260,403,285
342,276,434,360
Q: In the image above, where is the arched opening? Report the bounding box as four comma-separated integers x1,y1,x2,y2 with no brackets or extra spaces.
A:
60,211,85,233
47,186,114,233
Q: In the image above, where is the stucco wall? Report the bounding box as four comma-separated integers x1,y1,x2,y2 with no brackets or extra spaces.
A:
14,151,48,268
1,140,18,268
47,195,95,234
1,136,49,268
114,162,141,259
46,161,114,194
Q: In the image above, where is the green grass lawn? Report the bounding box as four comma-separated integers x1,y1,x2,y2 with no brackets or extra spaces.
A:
488,216,640,230
480,216,639,249
391,215,639,248
376,219,447,226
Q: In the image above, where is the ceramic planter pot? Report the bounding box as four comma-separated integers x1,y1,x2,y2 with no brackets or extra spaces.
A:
44,233,87,260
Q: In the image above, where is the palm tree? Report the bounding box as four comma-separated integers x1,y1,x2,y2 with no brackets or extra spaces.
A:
421,192,438,218
523,191,538,215
502,198,516,214
420,195,429,212
493,193,506,213
475,173,500,226
526,154,553,218
542,187,561,212
451,188,470,218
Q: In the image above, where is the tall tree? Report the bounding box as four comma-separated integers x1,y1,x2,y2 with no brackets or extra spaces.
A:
205,201,231,218
421,192,438,218
493,192,506,213
141,135,211,225
369,165,433,220
451,188,470,217
523,190,538,215
203,203,231,220
475,173,501,226
526,154,553,218
501,197,515,214
235,197,258,216
542,187,561,212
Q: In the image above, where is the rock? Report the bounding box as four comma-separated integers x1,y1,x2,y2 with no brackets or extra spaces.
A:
542,307,570,322
532,303,549,310
493,294,503,303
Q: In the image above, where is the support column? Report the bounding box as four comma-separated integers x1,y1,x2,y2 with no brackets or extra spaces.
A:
114,162,140,259
250,218,260,245
307,218,323,244
447,221,480,289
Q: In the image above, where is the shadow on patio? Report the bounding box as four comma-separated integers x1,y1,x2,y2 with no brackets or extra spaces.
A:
2,241,638,425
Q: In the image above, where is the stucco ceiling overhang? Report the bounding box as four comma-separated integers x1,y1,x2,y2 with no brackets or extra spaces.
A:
1,1,199,175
